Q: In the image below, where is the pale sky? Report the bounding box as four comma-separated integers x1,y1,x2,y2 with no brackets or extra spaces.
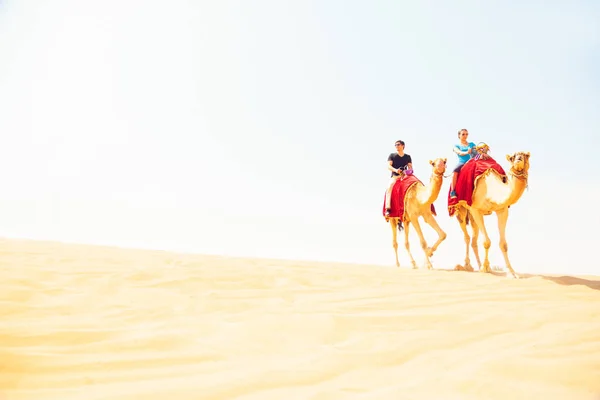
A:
0,1,599,275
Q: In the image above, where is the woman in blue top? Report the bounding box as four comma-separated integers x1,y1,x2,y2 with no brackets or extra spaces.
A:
450,128,476,199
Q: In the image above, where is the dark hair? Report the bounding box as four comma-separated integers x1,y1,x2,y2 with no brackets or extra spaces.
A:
457,129,468,137
395,140,405,146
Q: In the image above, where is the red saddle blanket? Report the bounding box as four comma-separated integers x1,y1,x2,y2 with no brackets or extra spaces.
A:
382,174,436,219
447,156,507,216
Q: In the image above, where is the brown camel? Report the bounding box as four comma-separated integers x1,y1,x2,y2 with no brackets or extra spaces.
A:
453,151,531,278
389,158,447,269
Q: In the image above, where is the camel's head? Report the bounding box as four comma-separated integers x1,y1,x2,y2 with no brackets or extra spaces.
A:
506,151,530,175
429,157,447,176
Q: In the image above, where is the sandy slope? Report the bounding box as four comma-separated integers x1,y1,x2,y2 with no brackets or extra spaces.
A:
0,238,599,400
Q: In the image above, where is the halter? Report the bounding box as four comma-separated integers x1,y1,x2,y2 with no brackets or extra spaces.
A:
509,165,529,192
509,166,528,180
509,152,529,180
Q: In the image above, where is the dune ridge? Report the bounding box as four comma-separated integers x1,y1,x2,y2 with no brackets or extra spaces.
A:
1,238,599,400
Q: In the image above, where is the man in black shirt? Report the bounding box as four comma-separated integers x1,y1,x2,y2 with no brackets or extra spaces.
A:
385,139,413,219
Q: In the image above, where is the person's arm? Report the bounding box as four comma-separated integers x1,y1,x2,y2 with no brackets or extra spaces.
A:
406,155,413,170
453,145,469,156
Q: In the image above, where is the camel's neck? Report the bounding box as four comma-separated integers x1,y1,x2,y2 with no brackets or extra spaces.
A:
416,172,444,205
503,168,528,207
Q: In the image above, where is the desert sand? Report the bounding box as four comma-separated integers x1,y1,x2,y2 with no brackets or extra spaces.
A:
1,238,599,400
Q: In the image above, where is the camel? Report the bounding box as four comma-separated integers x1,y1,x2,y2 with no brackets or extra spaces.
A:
388,158,448,269
453,150,531,279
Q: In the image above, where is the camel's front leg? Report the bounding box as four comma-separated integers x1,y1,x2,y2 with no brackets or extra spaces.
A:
389,218,400,267
422,212,447,257
468,212,483,270
403,220,417,269
455,209,473,272
468,208,491,273
496,208,518,279
409,217,432,270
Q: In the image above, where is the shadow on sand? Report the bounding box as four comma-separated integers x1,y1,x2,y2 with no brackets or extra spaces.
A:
443,267,600,292
523,273,600,292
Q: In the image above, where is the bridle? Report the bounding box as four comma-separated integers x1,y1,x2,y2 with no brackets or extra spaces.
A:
509,167,528,180
509,156,529,190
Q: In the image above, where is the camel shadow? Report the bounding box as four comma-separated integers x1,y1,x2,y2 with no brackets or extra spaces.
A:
519,273,600,292
441,267,600,292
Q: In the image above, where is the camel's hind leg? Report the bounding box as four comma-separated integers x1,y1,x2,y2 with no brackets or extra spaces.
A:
468,208,491,273
496,208,518,279
409,216,433,270
422,212,447,257
403,220,418,269
455,207,474,272
389,218,400,267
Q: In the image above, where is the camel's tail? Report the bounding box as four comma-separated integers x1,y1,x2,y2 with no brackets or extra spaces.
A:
397,220,404,232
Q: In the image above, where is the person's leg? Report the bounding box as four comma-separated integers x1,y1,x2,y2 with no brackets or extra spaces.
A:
450,163,464,198
385,176,398,212
451,172,458,192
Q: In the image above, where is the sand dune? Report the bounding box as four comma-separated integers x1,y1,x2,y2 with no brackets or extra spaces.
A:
1,238,599,400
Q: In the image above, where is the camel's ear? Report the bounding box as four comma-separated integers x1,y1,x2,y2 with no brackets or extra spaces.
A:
506,154,515,163
443,158,447,163
429,159,434,166
525,152,530,158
